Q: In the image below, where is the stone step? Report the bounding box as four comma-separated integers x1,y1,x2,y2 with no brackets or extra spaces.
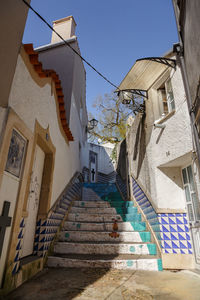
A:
70,206,138,214
67,213,142,223
73,200,134,208
47,255,162,271
63,221,146,232
70,207,117,214
54,242,157,255
74,201,110,208
59,231,151,243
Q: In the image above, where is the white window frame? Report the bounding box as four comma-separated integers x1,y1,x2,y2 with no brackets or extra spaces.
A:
158,77,175,117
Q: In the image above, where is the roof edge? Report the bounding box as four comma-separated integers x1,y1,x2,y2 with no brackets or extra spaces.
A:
23,43,74,142
35,36,77,52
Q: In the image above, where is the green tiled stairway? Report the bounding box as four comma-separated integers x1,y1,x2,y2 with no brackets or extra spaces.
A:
48,183,162,271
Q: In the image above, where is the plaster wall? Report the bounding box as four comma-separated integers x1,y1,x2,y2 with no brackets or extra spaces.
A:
0,108,8,145
69,92,85,173
8,53,78,206
81,143,115,175
0,173,19,285
37,44,75,123
181,0,200,104
128,65,193,210
0,0,30,107
37,41,88,135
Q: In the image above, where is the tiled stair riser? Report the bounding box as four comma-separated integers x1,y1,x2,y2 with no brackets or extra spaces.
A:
60,231,151,243
48,256,162,271
67,213,142,223
49,182,162,271
54,242,157,255
63,221,146,232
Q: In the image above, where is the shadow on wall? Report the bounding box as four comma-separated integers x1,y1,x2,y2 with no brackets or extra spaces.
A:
133,113,147,179
116,139,127,181
158,166,183,188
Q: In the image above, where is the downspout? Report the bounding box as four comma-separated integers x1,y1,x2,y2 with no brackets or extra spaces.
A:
172,0,200,167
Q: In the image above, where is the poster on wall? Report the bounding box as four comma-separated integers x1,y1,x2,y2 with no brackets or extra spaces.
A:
5,129,26,178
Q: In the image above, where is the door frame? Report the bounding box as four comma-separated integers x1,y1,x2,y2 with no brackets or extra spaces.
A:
181,163,200,264
23,120,55,221
89,151,98,183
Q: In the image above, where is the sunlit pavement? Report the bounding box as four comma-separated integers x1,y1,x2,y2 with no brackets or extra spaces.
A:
5,267,200,300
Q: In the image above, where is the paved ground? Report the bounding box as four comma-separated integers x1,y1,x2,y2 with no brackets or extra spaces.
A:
4,267,200,300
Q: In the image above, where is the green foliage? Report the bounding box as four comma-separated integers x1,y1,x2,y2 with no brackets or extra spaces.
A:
111,144,117,163
88,92,134,144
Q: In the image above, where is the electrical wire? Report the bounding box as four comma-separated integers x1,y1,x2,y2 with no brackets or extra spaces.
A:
22,0,119,90
22,0,146,114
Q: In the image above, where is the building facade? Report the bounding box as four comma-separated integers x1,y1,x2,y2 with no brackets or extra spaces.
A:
117,51,200,269
172,0,200,170
0,15,87,295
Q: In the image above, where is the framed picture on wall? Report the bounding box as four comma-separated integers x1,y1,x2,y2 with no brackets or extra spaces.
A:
5,129,27,178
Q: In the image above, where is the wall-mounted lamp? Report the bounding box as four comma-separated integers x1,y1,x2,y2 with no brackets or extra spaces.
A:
116,89,148,113
153,122,166,129
87,118,98,132
118,90,133,105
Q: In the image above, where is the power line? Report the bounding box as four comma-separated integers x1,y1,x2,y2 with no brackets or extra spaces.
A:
22,0,119,90
22,0,145,114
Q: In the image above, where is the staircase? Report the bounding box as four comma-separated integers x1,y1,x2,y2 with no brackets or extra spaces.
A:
48,183,162,271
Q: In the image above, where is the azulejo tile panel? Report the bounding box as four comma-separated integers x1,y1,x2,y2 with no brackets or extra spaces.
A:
158,213,192,254
12,218,25,275
33,180,82,258
117,175,193,255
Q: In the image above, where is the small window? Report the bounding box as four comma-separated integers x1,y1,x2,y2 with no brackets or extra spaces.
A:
158,78,175,116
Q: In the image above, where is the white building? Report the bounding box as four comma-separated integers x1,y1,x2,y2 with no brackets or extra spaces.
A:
0,14,88,294
117,52,200,269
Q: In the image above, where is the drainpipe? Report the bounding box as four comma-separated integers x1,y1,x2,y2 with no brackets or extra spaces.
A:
172,0,200,168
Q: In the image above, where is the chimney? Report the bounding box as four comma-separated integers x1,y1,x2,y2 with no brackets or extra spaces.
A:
51,16,76,43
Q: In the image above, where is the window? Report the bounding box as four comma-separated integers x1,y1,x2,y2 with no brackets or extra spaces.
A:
182,165,200,222
158,78,175,116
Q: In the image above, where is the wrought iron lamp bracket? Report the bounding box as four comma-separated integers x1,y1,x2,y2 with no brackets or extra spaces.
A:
136,57,176,69
117,89,148,99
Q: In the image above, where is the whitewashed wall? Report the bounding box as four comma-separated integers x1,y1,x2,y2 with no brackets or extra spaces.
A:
8,53,80,205
129,65,194,210
81,143,115,175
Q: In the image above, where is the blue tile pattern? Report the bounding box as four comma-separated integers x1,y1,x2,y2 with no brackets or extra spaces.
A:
12,217,25,275
33,177,82,257
12,173,82,277
131,178,161,245
116,175,193,255
158,213,192,254
116,174,127,200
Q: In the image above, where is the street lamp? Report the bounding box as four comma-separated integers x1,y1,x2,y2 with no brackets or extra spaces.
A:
87,118,98,132
117,89,148,113
118,90,133,105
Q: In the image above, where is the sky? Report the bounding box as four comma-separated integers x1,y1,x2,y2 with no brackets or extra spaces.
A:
23,0,178,117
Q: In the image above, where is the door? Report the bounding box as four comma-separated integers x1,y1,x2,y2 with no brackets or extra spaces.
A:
89,151,97,183
182,165,200,264
22,145,45,257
